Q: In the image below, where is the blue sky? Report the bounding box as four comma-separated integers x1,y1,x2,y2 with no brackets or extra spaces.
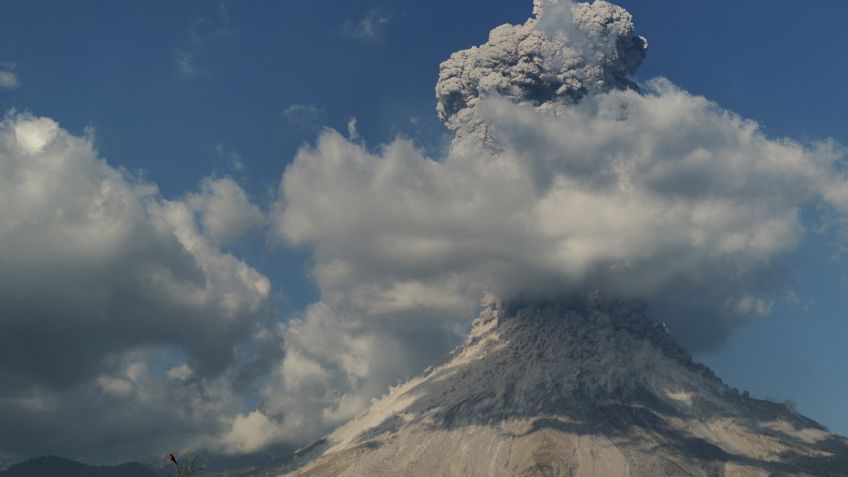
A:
2,0,848,459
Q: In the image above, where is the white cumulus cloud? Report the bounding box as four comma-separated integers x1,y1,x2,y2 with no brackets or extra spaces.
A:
0,112,272,458
186,177,265,245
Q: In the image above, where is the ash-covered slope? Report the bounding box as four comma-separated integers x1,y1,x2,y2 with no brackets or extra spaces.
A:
284,297,848,476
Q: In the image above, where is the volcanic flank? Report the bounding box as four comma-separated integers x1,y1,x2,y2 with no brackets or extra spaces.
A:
284,298,848,476
269,0,848,474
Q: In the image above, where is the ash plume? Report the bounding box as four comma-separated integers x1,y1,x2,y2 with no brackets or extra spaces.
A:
263,0,848,449
436,0,647,142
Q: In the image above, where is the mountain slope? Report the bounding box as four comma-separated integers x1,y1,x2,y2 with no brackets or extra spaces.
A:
0,455,157,477
282,297,848,476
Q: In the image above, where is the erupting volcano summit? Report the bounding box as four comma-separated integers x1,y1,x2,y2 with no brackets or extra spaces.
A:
268,1,848,475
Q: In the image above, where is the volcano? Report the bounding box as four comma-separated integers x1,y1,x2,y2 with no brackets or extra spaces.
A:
282,297,848,476
261,0,848,475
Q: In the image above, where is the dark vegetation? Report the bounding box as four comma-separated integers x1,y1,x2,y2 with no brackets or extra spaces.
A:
0,455,157,477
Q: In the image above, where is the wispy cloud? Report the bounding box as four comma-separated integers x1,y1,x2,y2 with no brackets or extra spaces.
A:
187,0,232,45
174,50,197,79
282,103,325,129
216,143,244,171
174,0,233,79
341,8,391,41
0,63,20,89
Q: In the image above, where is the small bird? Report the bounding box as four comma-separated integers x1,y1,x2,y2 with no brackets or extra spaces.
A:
169,453,179,466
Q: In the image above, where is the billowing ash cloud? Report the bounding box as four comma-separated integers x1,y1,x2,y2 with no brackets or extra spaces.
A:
0,113,275,458
264,0,848,447
436,0,647,142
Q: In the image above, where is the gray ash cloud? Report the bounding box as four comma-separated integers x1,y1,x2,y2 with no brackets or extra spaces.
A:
436,0,647,142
